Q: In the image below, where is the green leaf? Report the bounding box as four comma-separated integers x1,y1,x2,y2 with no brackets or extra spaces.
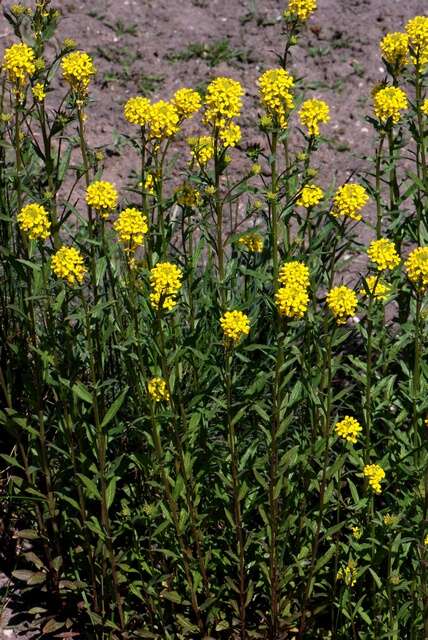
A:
101,387,128,429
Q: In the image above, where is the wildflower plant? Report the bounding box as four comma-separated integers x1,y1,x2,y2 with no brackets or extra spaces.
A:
0,3,428,640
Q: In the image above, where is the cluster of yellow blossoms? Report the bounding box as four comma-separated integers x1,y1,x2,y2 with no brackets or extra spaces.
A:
298,98,330,137
17,203,51,241
175,183,202,208
380,17,428,69
405,16,428,66
188,135,214,166
326,286,357,324
373,86,408,125
367,238,400,271
148,377,170,403
124,87,200,140
32,82,46,102
332,184,369,222
2,43,36,94
85,181,118,219
363,464,385,494
61,50,96,94
360,276,391,302
149,262,183,311
275,261,310,319
351,526,362,540
337,560,358,587
405,246,428,291
422,100,428,117
383,514,398,527
238,232,263,253
51,246,86,286
220,310,250,345
380,32,409,69
203,77,244,149
297,184,324,208
335,416,362,444
285,0,317,22
113,208,148,251
258,68,294,129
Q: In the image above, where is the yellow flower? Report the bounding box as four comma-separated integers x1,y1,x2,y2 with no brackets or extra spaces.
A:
405,16,428,66
297,184,324,208
373,86,408,125
144,173,155,195
17,203,51,240
285,0,317,22
10,4,28,16
62,38,77,52
147,100,179,139
238,232,263,253
188,135,214,166
422,99,428,117
380,32,409,69
275,285,309,319
363,464,385,494
51,246,86,286
299,99,330,136
335,416,362,444
424,533,428,546
172,87,201,119
219,122,241,147
124,96,152,127
204,77,244,126
61,51,96,94
149,262,183,311
220,310,250,344
2,43,36,87
113,208,148,251
175,183,201,208
405,246,428,291
32,82,46,102
326,286,357,324
258,68,294,129
360,276,391,301
367,238,400,271
332,184,369,222
351,526,362,540
278,261,310,289
148,377,170,402
337,560,358,587
383,514,398,526
85,181,118,219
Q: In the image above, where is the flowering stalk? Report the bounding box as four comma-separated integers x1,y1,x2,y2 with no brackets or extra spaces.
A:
375,133,385,239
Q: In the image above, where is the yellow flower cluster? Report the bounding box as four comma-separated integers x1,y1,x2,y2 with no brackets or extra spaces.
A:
124,96,152,127
299,99,330,136
335,416,362,444
51,246,86,286
148,377,170,402
61,51,96,93
148,100,179,139
172,87,201,119
85,181,118,218
285,0,317,22
3,43,36,88
204,76,244,126
188,135,214,166
380,32,409,69
219,122,241,147
144,173,155,195
405,16,428,66
17,203,51,240
383,514,398,526
149,262,183,311
367,238,400,271
258,68,294,129
360,276,391,302
220,310,250,345
297,184,324,208
32,82,46,101
363,464,385,494
351,526,362,540
424,533,428,546
113,208,148,250
238,232,263,253
276,261,310,319
326,286,357,324
405,246,428,291
332,184,369,222
373,86,408,125
337,560,358,587
422,99,428,117
175,183,202,208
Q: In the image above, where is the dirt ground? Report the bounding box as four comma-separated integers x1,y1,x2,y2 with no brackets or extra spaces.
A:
1,0,428,637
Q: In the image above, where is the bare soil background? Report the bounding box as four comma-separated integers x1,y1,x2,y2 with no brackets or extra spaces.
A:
1,0,428,638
